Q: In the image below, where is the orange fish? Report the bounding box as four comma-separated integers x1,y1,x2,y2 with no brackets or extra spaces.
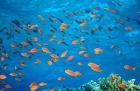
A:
29,82,39,91
51,54,58,59
88,63,102,72
60,23,68,31
0,74,7,79
42,48,51,53
66,55,74,61
84,53,91,57
47,61,53,65
29,48,38,54
78,50,85,55
75,71,82,76
94,48,103,54
21,42,28,47
61,50,68,58
34,59,41,64
21,52,29,57
32,37,38,41
57,39,63,44
72,40,79,44
123,65,136,71
57,76,65,81
77,62,83,66
65,69,82,77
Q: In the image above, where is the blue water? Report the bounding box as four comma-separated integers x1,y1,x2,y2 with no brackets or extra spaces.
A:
0,0,140,91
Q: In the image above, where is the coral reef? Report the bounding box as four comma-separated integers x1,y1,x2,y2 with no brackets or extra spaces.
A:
47,74,140,91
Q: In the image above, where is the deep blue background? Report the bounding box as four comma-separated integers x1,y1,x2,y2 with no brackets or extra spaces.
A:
0,0,140,91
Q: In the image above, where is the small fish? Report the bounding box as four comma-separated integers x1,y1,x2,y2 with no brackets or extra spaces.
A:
10,43,17,48
38,15,46,22
72,40,79,45
42,48,51,53
50,24,57,31
18,73,24,77
62,41,69,46
57,77,65,81
60,23,68,31
65,69,82,77
34,59,41,64
48,15,57,23
36,27,43,35
78,50,85,55
14,66,22,71
29,82,39,91
21,52,29,57
32,37,38,41
77,62,83,66
20,61,26,66
61,50,68,58
47,61,53,65
84,53,91,57
123,65,136,71
0,74,7,79
94,48,103,54
49,38,55,42
29,48,38,54
39,82,47,87
9,72,17,76
88,63,102,72
57,39,63,44
21,42,28,47
90,13,97,18
110,44,117,49
66,55,74,61
50,54,59,59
